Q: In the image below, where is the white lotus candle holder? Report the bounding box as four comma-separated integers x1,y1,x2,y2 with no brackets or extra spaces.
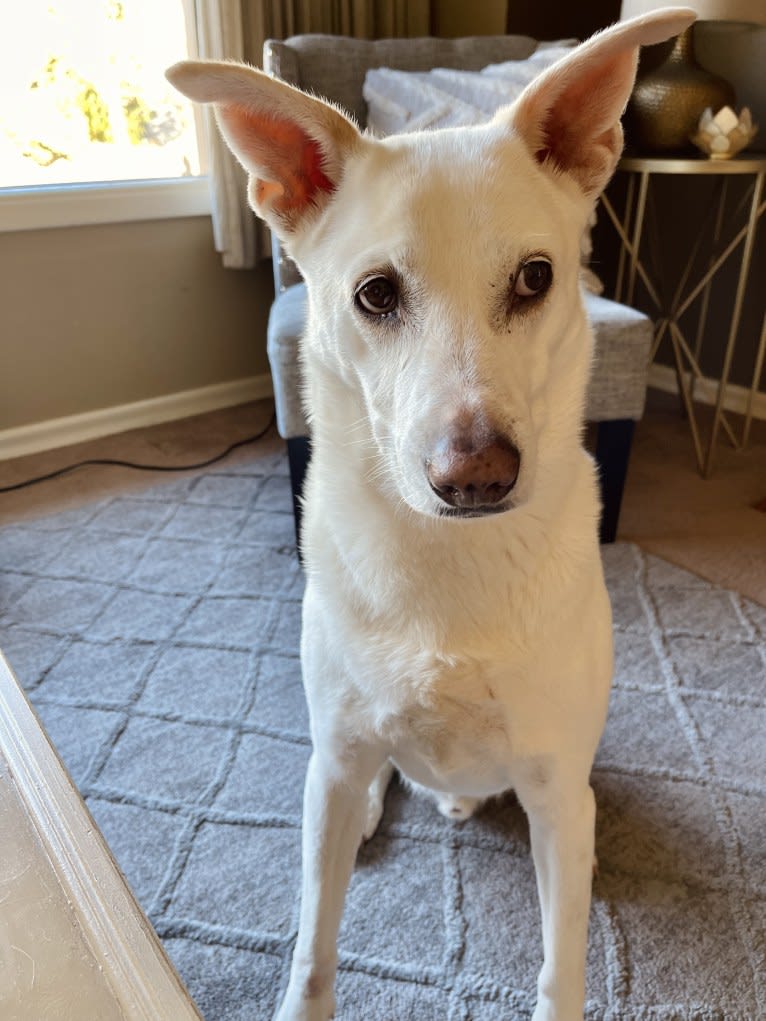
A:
691,105,758,158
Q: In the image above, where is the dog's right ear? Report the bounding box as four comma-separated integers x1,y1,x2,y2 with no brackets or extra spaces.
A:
166,61,360,239
507,8,696,198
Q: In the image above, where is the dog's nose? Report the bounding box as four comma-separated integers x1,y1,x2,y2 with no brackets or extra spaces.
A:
426,430,520,510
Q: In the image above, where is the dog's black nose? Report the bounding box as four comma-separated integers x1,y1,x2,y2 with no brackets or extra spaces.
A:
426,429,520,511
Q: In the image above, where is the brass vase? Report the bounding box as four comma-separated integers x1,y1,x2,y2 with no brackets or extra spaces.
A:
625,26,736,154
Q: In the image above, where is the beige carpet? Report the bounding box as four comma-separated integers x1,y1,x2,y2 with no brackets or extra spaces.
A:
1,390,765,605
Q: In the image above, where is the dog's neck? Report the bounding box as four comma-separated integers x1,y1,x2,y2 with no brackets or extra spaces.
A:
302,371,598,636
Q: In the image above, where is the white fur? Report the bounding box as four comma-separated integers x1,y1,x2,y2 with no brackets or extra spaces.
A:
166,10,696,1020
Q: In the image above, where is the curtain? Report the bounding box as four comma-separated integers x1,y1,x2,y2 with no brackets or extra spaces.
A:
193,0,432,268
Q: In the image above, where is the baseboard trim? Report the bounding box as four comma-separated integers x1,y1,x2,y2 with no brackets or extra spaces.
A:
648,363,766,421
0,375,274,461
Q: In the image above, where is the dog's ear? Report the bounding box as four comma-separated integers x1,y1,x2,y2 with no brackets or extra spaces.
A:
166,60,360,238
507,8,696,198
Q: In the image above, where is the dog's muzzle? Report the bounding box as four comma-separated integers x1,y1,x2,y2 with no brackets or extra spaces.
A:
426,426,520,517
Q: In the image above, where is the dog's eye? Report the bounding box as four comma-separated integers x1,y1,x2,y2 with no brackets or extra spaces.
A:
355,276,399,317
514,259,552,299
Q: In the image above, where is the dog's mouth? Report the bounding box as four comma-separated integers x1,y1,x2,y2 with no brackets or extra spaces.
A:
434,501,515,520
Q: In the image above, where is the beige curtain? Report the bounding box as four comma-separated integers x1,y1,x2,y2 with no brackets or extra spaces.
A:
194,0,431,268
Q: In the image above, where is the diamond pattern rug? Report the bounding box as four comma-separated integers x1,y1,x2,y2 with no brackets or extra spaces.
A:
0,436,764,1021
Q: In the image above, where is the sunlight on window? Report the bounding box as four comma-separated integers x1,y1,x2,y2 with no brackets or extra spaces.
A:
0,0,200,188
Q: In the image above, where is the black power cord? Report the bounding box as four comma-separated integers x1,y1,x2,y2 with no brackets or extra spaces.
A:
0,412,276,494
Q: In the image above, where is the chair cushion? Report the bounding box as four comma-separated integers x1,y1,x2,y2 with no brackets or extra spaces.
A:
267,283,308,438
267,284,652,439
586,293,653,422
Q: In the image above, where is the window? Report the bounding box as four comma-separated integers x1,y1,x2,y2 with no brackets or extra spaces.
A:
0,0,209,229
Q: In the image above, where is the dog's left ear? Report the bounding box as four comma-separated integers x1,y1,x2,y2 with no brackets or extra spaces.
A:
508,8,696,197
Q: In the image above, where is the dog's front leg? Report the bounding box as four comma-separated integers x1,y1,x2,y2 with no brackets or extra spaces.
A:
516,768,597,1021
275,745,386,1021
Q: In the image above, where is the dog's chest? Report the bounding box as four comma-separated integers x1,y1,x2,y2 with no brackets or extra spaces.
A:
366,647,519,796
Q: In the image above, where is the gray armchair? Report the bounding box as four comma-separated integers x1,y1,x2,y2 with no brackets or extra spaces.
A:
264,33,652,545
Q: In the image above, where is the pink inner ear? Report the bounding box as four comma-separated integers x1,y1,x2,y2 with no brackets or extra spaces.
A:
222,105,335,212
525,50,636,190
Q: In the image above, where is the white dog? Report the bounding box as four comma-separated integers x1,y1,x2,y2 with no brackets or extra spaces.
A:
168,10,693,1019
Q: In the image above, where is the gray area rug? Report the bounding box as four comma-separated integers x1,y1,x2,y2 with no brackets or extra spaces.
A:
1,438,764,1021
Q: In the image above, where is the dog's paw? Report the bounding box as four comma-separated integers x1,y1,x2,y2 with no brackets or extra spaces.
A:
435,793,482,821
273,1003,333,1021
274,985,335,1021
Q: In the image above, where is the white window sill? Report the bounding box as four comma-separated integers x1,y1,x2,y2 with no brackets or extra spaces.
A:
0,176,211,233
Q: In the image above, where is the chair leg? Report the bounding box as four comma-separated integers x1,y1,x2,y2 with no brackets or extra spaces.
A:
286,436,311,557
595,419,635,545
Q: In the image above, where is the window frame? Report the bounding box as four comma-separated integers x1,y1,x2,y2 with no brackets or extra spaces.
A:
0,176,211,232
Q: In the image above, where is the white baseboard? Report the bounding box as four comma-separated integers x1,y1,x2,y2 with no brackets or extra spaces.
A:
0,374,274,461
648,363,766,421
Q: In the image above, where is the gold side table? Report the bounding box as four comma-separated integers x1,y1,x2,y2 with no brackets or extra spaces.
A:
599,154,766,477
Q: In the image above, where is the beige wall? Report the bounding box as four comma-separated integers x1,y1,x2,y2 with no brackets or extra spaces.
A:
1,216,273,432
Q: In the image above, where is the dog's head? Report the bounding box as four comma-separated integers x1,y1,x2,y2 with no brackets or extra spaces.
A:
168,10,694,522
